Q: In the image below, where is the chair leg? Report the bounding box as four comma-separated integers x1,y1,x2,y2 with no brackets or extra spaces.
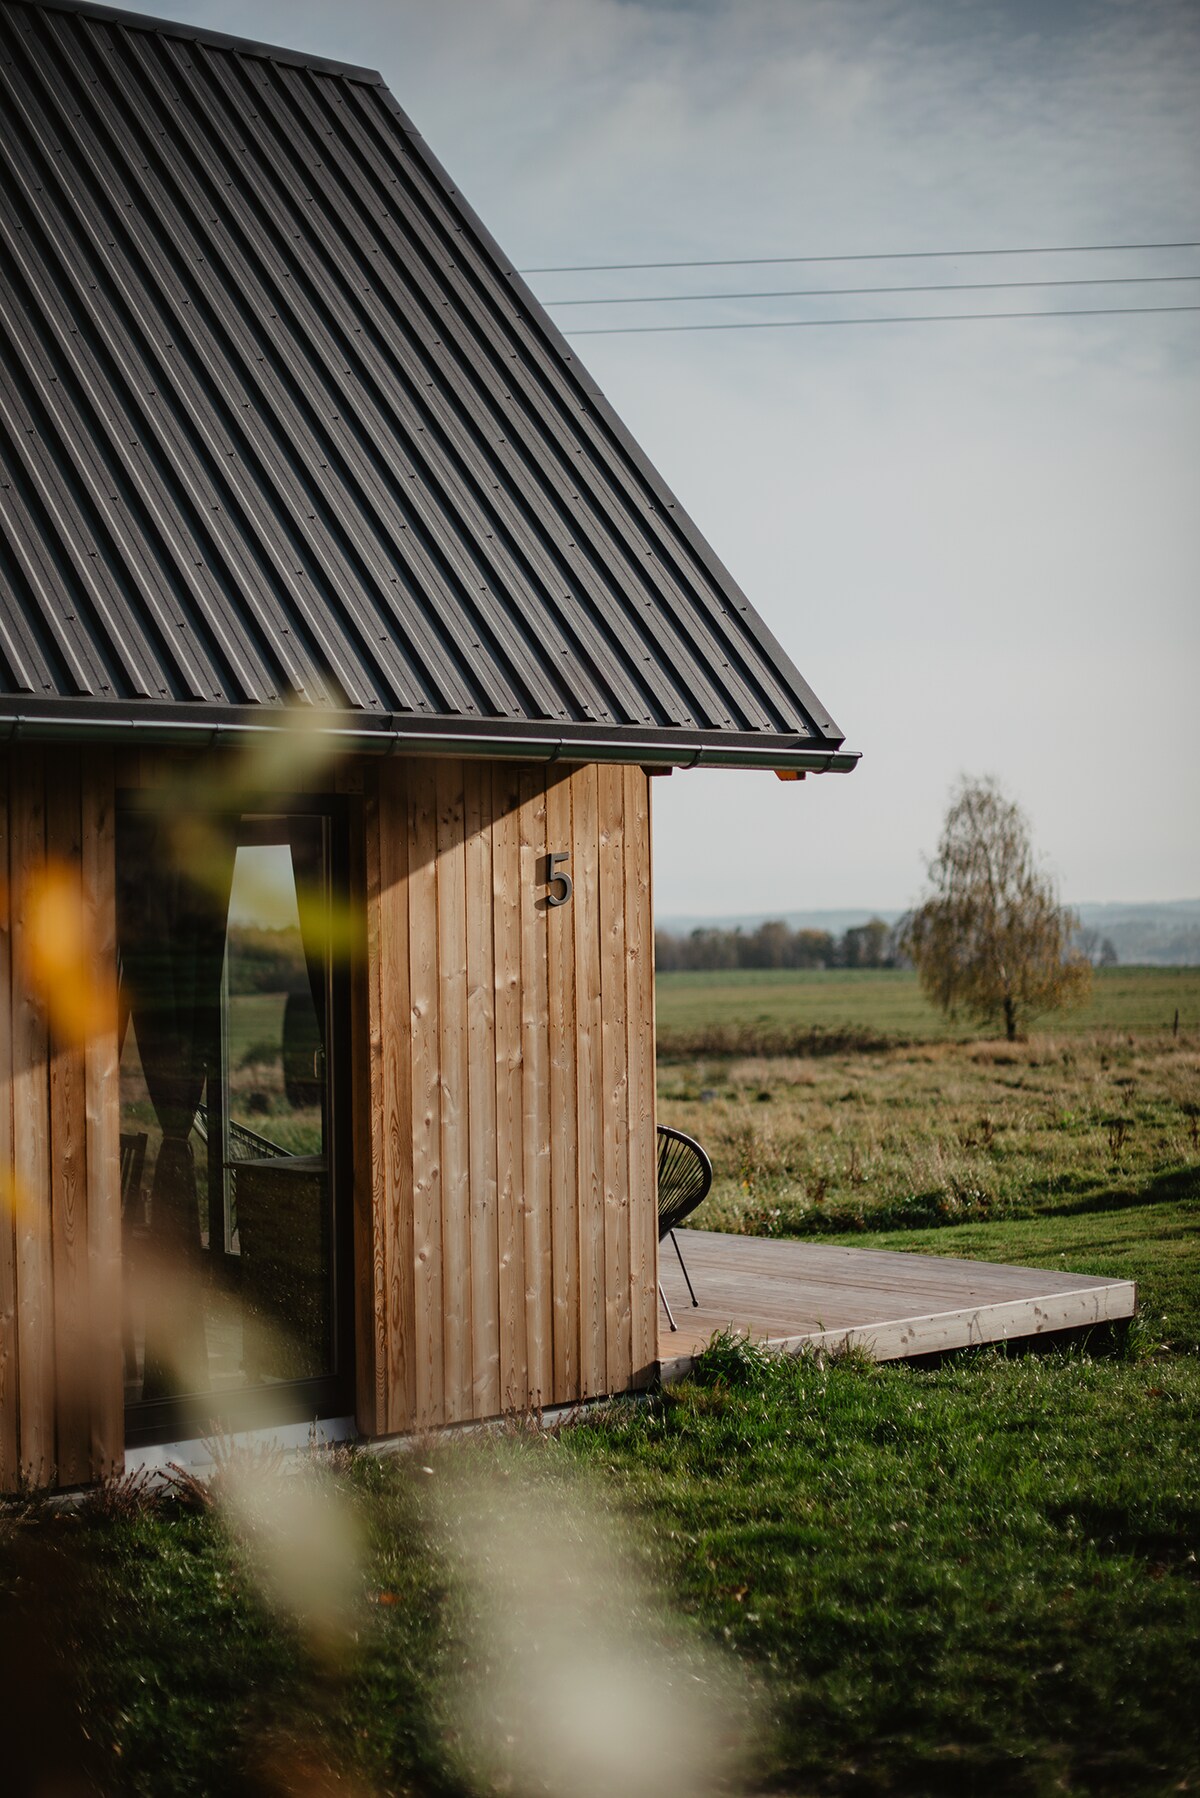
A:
659,1282,678,1332
670,1229,699,1308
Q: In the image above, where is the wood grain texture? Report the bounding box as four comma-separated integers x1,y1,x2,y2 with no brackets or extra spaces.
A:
10,748,54,1483
597,764,631,1396
571,763,605,1399
47,757,91,1486
435,761,472,1424
349,766,386,1436
0,754,17,1487
408,763,444,1431
0,747,666,1483
491,765,526,1412
658,1231,1139,1378
464,762,500,1420
517,768,552,1408
81,754,121,1480
624,766,658,1388
544,768,579,1401
377,762,416,1434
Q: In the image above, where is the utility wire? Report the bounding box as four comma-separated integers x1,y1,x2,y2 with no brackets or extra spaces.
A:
523,238,1200,274
566,303,1200,337
547,273,1200,308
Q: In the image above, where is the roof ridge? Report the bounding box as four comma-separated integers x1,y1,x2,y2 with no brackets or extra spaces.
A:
0,0,384,84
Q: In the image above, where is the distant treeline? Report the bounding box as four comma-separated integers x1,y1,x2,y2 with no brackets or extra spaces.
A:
655,916,1121,974
654,916,900,972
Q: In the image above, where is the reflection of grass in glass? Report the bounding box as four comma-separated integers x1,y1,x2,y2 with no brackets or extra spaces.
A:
253,1112,322,1157
226,992,322,1156
230,1064,282,1097
227,992,288,1065
119,1099,157,1132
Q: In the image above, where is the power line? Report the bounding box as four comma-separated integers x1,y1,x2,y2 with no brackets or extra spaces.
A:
566,303,1200,337
523,238,1200,275
547,273,1200,309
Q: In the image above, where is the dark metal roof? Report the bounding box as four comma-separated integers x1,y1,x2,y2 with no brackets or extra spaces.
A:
0,0,857,770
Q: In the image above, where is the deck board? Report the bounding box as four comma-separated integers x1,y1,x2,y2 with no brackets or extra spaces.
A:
658,1230,1136,1380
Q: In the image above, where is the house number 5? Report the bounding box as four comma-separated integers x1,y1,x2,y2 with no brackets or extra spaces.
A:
547,850,573,906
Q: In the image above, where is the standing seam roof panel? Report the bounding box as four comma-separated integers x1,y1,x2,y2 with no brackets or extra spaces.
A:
0,0,852,762
321,77,729,729
1,23,317,702
143,28,561,719
249,57,682,729
339,83,777,733
42,14,395,708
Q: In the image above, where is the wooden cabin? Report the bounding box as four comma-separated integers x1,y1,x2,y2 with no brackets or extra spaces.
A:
0,0,857,1488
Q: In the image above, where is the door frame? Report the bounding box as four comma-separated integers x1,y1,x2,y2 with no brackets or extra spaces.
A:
120,790,356,1449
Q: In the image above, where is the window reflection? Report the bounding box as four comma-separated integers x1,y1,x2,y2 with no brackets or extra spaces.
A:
118,811,335,1415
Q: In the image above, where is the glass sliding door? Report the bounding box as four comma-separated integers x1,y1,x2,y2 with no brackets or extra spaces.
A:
119,800,351,1444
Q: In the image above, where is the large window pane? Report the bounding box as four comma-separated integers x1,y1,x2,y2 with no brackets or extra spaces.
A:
119,808,339,1425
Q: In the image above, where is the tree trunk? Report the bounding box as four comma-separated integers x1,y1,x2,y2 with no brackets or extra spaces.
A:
1003,994,1017,1042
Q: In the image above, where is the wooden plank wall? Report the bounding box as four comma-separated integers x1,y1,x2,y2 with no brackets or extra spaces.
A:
0,744,657,1477
356,758,657,1437
0,745,122,1491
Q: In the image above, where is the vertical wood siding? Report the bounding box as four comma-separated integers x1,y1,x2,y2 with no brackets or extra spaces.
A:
0,746,656,1480
0,746,121,1490
356,758,657,1435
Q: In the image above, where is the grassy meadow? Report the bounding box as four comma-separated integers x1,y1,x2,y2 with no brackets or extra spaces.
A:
661,1029,1197,1242
5,965,1198,1796
656,963,1200,1053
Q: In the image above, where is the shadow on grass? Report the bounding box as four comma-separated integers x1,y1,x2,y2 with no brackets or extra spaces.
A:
1040,1497,1200,1573
1049,1164,1200,1218
737,1163,1200,1240
656,1024,912,1060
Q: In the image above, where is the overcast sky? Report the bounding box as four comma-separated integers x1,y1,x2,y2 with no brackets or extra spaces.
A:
165,0,1198,915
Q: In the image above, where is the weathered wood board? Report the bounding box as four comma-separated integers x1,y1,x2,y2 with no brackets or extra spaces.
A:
358,757,657,1436
658,1229,1138,1381
0,746,121,1490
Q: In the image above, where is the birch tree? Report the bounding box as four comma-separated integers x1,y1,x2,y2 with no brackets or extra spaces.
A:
900,778,1091,1041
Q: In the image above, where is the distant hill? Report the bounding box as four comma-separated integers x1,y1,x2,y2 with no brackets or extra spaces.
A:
1073,900,1200,967
655,901,1200,966
656,908,903,937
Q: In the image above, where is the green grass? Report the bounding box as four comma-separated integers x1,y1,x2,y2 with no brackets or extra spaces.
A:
73,1464,458,1798
10,1335,1197,1798
226,991,287,1065
562,1347,1200,1797
656,964,1200,1053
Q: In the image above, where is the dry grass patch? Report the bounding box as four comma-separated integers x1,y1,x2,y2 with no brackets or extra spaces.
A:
660,1031,1200,1237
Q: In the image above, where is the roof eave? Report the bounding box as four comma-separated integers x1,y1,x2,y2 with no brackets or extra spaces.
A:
0,703,860,774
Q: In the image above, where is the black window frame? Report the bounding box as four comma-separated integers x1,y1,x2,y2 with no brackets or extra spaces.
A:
120,790,356,1450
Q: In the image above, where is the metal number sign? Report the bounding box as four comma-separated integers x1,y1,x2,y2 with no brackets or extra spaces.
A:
546,850,573,906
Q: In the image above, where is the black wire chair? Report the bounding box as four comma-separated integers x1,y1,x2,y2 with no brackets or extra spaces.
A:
657,1124,713,1332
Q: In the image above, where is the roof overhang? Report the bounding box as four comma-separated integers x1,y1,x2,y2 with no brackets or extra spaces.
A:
0,701,860,774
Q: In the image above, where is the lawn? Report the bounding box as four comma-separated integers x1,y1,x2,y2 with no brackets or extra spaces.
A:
9,1320,1197,1797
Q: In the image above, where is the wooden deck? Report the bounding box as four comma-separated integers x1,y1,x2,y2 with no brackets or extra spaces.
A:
658,1230,1137,1381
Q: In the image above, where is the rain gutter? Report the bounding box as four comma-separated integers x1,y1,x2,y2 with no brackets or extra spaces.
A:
0,710,860,775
